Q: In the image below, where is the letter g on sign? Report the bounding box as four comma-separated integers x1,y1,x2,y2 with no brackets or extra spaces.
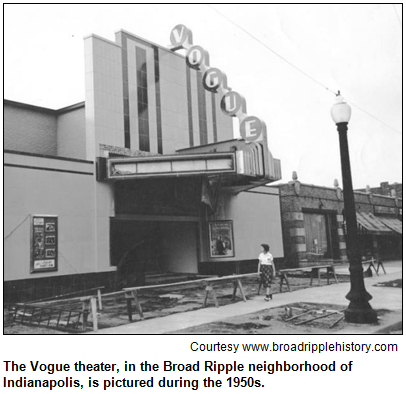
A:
240,116,265,142
203,68,224,92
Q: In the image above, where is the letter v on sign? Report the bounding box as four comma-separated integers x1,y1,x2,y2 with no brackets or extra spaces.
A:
170,24,193,49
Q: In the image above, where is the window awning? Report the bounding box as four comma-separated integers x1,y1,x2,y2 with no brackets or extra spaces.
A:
377,217,402,234
356,212,393,235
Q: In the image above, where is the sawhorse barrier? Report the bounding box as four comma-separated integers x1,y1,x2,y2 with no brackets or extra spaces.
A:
277,265,339,293
123,273,260,322
202,273,260,308
362,258,386,276
25,286,105,332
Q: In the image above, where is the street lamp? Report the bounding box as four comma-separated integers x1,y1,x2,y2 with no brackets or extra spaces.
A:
331,93,377,324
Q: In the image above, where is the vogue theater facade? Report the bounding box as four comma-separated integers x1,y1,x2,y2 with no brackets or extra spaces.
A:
4,27,283,301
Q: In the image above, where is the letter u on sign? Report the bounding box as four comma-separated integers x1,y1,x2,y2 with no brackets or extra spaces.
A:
221,91,247,116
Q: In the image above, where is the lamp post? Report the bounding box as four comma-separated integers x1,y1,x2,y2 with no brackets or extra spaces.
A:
331,93,377,324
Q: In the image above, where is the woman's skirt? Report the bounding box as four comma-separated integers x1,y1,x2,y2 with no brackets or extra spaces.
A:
260,264,274,287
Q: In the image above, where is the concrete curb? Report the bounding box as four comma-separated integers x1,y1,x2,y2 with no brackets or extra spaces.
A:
372,321,403,334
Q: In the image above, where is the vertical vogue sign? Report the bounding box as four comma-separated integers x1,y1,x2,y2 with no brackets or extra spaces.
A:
170,25,267,143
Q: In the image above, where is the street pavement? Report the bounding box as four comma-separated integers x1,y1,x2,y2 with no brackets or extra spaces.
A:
90,260,402,335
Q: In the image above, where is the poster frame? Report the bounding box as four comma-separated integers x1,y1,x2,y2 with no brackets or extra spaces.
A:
31,215,58,273
208,220,235,258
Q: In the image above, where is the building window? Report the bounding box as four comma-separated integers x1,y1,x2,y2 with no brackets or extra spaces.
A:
303,212,338,260
136,47,150,152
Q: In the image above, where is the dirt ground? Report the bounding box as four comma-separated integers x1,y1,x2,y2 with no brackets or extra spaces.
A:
171,302,396,334
373,278,402,288
4,272,352,335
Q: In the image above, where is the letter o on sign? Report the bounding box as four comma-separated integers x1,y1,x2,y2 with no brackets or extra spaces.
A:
240,116,264,142
203,68,223,92
186,46,206,70
221,91,245,116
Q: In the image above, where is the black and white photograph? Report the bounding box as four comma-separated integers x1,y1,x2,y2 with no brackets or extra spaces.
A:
45,222,56,232
3,5,403,384
209,221,235,258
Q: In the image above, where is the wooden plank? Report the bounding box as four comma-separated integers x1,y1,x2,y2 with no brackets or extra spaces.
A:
90,297,98,332
123,273,260,293
203,273,260,283
132,290,144,320
285,310,312,322
237,280,247,302
377,260,386,274
294,311,341,326
125,297,133,322
280,265,332,274
97,289,103,311
203,285,219,308
232,281,238,300
26,286,105,305
279,272,291,292
329,314,345,328
123,278,207,292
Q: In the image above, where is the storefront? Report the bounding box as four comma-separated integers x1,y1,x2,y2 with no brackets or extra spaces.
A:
4,26,284,302
278,173,402,267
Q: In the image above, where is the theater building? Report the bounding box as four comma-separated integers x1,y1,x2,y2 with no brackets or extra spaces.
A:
277,173,402,267
4,27,283,302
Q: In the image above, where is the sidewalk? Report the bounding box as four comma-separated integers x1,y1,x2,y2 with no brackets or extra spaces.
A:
90,261,402,335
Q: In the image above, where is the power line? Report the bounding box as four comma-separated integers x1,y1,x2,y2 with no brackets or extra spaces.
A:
207,5,401,134
207,5,336,95
347,100,401,134
392,4,402,27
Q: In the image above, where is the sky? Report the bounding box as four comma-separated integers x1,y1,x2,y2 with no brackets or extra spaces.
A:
4,4,403,189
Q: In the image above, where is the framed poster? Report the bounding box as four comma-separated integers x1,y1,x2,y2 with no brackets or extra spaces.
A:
31,215,58,273
208,221,235,258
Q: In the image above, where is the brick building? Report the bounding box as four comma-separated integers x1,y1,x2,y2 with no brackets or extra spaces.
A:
277,173,402,267
356,182,403,199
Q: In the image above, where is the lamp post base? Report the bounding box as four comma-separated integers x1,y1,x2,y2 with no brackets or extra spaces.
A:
344,302,378,324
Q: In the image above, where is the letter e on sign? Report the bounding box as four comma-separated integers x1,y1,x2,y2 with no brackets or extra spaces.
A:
240,116,264,142
170,24,192,48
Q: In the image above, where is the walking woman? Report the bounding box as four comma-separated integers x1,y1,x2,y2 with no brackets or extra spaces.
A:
258,243,275,301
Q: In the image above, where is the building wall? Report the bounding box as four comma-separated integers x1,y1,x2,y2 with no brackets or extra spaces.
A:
199,186,283,271
4,101,57,156
3,152,116,283
84,31,233,160
84,34,124,159
57,106,86,159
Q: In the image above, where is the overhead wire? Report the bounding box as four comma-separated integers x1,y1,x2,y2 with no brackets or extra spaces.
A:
392,4,402,27
207,4,336,95
207,5,401,134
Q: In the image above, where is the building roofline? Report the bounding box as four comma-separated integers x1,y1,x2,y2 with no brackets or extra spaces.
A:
4,99,85,114
276,181,402,201
115,29,186,59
